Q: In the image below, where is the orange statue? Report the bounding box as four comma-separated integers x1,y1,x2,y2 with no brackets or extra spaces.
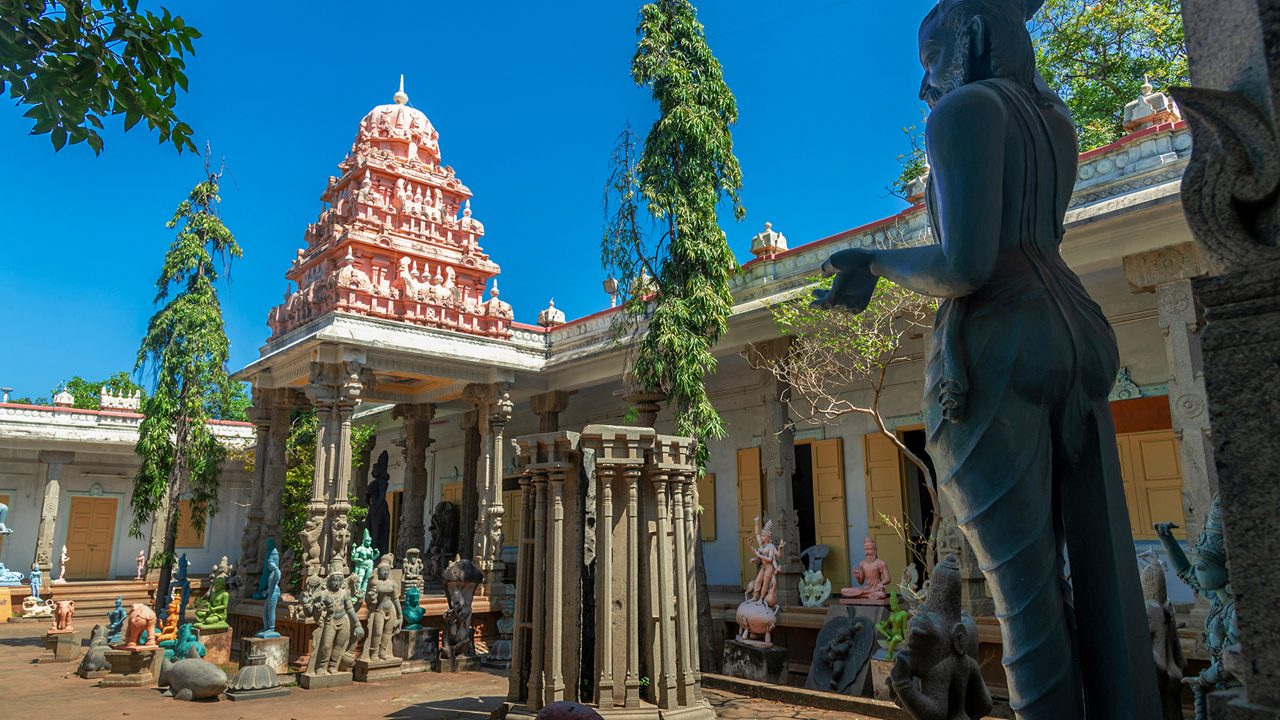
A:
841,537,891,601
156,592,181,642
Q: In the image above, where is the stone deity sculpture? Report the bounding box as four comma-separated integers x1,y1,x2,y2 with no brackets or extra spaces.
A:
135,550,146,580
193,576,229,631
402,586,425,630
304,565,365,675
106,595,127,643
876,591,910,659
123,602,159,649
365,451,392,556
300,518,323,575
1138,553,1187,720
842,537,892,601
798,544,833,608
814,0,1159,714
29,561,42,599
426,501,459,581
53,545,68,584
1156,496,1238,719
888,555,991,720
256,547,282,639
351,529,379,592
78,625,112,678
402,547,424,595
441,558,484,659
362,555,402,662
0,500,12,534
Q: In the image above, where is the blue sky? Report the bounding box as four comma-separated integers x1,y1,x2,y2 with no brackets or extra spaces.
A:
0,0,934,400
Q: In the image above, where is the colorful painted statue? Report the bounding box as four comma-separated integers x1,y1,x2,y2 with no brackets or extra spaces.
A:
29,561,42,599
841,537,891,601
50,599,75,632
253,538,278,599
123,602,159,649
0,562,24,586
175,553,191,624
1156,496,1239,719
888,555,990,720
0,500,12,534
876,590,909,659
745,515,782,606
363,555,402,661
256,547,282,639
1138,553,1187,720
166,623,207,660
402,586,425,631
135,550,146,580
193,576,229,631
106,596,127,643
157,592,182,643
52,545,68,584
351,529,378,593
304,563,365,675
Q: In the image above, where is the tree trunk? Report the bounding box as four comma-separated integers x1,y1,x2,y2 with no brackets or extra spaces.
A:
153,480,183,620
694,522,721,673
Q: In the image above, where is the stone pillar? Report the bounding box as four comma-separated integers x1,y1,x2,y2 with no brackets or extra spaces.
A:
34,450,74,570
527,467,547,705
1170,3,1280,713
303,360,364,577
508,466,536,703
237,393,272,592
1124,245,1218,548
394,403,435,558
486,385,513,587
259,396,293,570
749,339,802,606
544,463,566,705
530,390,571,433
460,409,481,562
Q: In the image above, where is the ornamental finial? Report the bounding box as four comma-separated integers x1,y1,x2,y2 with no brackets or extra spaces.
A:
394,74,409,105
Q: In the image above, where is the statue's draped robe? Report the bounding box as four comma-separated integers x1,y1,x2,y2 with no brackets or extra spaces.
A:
924,78,1158,719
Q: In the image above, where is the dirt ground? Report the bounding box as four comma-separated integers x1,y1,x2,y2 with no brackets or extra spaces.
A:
0,621,882,720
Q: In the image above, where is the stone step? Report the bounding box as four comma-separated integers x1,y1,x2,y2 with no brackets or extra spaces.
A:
7,577,211,619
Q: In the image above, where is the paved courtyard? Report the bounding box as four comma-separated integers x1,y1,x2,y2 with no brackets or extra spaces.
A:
0,622,882,720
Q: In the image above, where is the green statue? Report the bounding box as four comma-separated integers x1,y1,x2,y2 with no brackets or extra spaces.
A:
875,590,909,659
193,576,229,631
166,623,206,661
351,529,379,592
402,586,425,631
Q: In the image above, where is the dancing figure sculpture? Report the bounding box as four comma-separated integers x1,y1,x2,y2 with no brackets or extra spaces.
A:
814,0,1158,715
362,556,402,662
304,565,365,675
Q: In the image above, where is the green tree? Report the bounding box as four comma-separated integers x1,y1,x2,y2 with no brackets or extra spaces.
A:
130,158,241,616
1033,0,1188,150
1,0,200,153
55,371,143,410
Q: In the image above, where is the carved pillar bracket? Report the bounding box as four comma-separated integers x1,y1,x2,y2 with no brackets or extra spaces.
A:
530,390,572,433
749,338,803,606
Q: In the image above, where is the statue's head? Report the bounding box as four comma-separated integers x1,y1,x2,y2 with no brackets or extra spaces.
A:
177,623,195,642
266,547,280,571
115,595,124,609
326,572,344,592
362,529,372,548
377,559,392,580
1191,496,1229,591
917,0,1041,108
407,548,420,560
211,576,227,593
406,587,421,606
906,555,971,670
863,536,878,560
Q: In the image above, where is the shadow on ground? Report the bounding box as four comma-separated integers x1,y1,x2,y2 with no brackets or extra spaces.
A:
386,694,503,719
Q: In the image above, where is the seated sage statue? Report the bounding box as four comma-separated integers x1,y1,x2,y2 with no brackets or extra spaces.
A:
402,586,425,631
106,595,127,643
193,576,229,630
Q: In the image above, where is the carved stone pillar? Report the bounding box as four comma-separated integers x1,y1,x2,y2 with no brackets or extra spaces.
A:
486,385,513,587
394,403,435,558
749,339,802,606
237,393,272,592
34,450,74,571
463,384,496,569
530,390,571,433
460,409,481,562
259,396,293,571
303,360,364,578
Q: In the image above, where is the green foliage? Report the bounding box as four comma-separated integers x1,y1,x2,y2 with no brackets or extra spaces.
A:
889,123,928,201
8,395,49,406
603,0,744,465
55,371,143,410
206,381,250,422
1,0,201,153
1032,0,1188,150
130,164,241,542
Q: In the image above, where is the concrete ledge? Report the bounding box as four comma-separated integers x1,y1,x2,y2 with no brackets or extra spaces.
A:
701,673,910,719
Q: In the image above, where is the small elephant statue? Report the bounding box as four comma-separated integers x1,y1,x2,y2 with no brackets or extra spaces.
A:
50,599,75,632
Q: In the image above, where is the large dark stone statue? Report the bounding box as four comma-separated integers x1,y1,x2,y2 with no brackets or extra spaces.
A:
440,557,484,661
365,451,392,558
426,500,460,582
816,0,1158,715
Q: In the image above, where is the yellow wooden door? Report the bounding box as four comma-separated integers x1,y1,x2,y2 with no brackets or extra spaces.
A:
863,433,907,583
66,496,117,579
441,483,462,505
1117,430,1186,540
809,439,850,589
736,448,764,589
502,489,522,549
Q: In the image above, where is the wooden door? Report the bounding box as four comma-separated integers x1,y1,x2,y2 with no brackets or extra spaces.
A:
696,473,717,542
441,483,462,505
736,448,764,589
66,496,117,580
502,488,522,549
809,439,850,588
1117,430,1186,540
863,433,907,583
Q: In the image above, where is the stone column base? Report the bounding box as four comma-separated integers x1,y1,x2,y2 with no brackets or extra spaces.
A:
441,653,482,673
393,628,439,673
40,629,82,663
297,670,352,689
196,627,232,666
241,636,290,675
101,648,160,687
353,656,404,682
722,639,788,685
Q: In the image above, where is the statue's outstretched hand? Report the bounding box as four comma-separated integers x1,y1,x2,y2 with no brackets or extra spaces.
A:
813,249,878,314
1154,522,1179,540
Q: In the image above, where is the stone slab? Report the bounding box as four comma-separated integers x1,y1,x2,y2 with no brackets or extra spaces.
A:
241,635,289,675
723,638,788,685
225,685,292,701
838,597,890,607
40,630,82,663
297,671,352,689
393,627,439,673
440,654,482,673
353,656,404,682
100,648,158,687
198,627,232,666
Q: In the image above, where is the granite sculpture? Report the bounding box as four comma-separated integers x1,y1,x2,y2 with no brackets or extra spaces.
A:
362,555,402,662
135,550,146,580
303,564,365,676
366,451,392,557
1156,496,1238,718
0,562,24,586
256,547,282,638
194,576,229,630
225,646,290,701
77,625,112,678
798,545,833,608
1139,553,1187,720
887,555,990,720
166,623,207,661
52,545,68,584
402,586,425,630
123,602,159,649
351,530,378,593
159,646,228,701
813,0,1159,714
841,537,891,601
253,538,277,599
440,557,484,660
806,614,875,695
426,501,459,581
29,561,42,599
0,500,11,534
401,547,424,595
106,595,127,643
876,591,910,659
50,599,74,632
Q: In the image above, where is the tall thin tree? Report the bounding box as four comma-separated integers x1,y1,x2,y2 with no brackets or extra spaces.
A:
131,152,241,615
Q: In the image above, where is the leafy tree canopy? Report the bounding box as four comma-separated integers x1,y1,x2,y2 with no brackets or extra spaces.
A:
1,0,200,153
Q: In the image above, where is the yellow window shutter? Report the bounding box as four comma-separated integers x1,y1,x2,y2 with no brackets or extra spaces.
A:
863,433,907,585
809,438,850,589
736,448,763,589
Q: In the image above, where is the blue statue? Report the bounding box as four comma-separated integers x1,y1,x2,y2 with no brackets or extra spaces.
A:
106,595,127,643
166,623,207,661
0,500,12,534
255,547,282,639
175,553,191,625
402,586,425,631
0,562,24,586
253,538,278,600
29,561,42,599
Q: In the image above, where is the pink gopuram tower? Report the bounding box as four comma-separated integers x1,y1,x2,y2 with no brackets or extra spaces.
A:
268,77,512,340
